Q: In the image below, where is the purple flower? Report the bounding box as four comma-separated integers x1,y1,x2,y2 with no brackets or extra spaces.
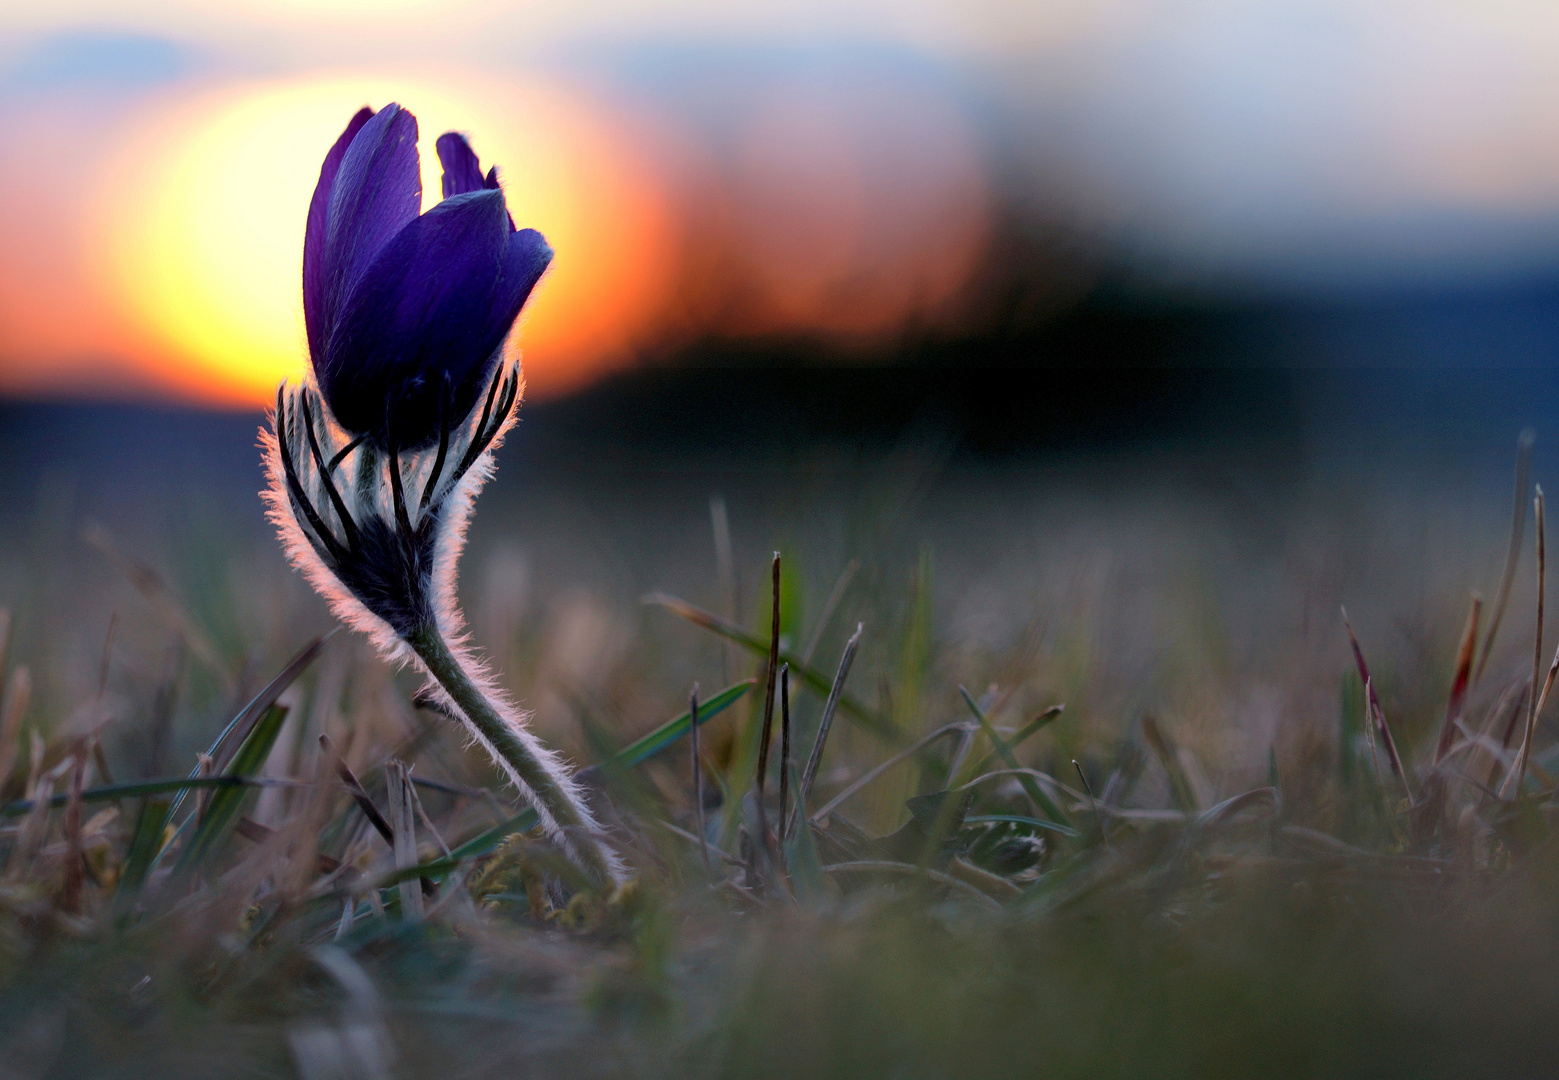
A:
264,105,622,887
303,103,551,451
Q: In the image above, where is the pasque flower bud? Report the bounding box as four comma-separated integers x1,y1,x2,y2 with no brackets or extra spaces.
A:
303,103,551,451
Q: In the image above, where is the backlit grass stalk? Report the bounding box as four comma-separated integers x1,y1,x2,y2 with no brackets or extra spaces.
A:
1475,428,1535,685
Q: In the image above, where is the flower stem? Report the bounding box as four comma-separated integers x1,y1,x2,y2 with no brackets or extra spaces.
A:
406,623,619,887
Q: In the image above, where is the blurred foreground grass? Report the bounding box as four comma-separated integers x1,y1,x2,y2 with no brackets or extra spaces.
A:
0,403,1555,1077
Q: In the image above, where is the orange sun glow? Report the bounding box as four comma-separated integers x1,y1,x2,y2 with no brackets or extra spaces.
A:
96,71,675,407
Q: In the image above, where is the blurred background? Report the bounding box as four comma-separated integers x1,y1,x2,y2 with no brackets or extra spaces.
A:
6,0,1559,405
1,0,1557,792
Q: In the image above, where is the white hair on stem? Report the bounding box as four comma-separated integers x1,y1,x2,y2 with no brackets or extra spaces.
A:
261,357,626,885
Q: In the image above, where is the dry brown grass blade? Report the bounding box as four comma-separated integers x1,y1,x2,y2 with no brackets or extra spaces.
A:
1534,646,1559,738
193,753,214,821
7,774,53,881
1140,716,1200,812
405,776,450,859
1508,486,1546,798
1190,786,1278,833
792,623,862,839
319,734,394,848
1342,608,1414,804
58,744,85,913
1362,677,1382,783
1478,678,1528,789
1435,593,1483,763
386,761,424,919
1476,428,1535,685
951,767,1072,803
1073,759,1109,846
809,723,970,825
0,666,30,793
153,631,333,844
658,820,742,868
1370,695,1414,805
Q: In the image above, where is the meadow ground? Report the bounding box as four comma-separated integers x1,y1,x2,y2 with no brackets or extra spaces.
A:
0,372,1557,1078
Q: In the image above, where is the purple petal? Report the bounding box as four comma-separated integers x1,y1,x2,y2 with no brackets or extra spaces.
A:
436,132,486,198
320,189,551,449
495,225,552,331
318,103,422,356
303,106,372,362
485,166,517,231
439,136,515,230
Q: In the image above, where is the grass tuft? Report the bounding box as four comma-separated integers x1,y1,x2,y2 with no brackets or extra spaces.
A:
9,434,1559,1076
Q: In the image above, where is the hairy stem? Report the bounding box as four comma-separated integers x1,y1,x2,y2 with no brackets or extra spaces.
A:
406,623,619,888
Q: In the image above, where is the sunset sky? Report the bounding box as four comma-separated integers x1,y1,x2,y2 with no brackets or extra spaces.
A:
6,1,1559,407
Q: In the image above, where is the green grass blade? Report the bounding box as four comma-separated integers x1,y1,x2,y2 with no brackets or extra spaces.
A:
376,809,541,888
118,796,173,895
164,632,332,826
0,775,292,818
962,704,1065,783
589,679,755,775
176,704,290,871
644,593,897,741
959,686,1070,827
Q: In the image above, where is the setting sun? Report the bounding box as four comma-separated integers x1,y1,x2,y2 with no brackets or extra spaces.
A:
97,71,675,406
